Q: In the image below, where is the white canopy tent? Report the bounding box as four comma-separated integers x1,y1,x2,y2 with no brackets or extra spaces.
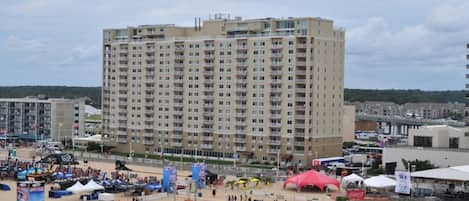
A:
66,181,85,193
364,175,396,188
83,180,104,192
341,173,364,188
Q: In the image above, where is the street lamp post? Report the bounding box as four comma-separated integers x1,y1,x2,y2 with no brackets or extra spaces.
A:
276,150,280,180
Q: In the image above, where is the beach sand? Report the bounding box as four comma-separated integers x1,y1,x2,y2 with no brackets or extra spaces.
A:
0,148,335,201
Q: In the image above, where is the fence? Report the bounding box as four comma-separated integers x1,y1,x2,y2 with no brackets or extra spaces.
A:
65,151,278,177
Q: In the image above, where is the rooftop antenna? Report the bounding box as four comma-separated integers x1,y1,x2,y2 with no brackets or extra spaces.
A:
198,17,201,31
194,17,197,31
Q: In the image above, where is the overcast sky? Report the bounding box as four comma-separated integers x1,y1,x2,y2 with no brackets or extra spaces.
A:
0,0,468,90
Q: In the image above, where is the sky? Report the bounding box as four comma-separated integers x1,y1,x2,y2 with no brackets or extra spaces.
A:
0,0,468,90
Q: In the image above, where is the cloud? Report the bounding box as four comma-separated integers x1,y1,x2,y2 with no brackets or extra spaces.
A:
426,2,469,32
6,35,46,50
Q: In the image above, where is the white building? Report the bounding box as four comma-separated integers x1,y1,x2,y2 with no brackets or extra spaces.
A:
383,125,469,170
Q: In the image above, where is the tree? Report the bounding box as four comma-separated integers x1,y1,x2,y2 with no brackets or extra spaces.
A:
402,159,437,171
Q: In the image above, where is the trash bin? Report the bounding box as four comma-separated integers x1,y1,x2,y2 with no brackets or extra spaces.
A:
198,192,202,197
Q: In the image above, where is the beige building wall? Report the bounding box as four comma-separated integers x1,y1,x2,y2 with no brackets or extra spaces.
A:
342,105,355,142
102,16,345,167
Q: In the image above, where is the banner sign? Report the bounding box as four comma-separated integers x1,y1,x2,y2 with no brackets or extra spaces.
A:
17,181,45,201
395,171,412,194
192,163,206,189
163,166,177,192
346,189,365,200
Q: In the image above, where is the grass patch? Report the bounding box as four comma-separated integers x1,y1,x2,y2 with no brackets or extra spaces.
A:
86,114,102,121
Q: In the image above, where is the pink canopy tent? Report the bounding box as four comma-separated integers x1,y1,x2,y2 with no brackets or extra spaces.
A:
283,170,340,191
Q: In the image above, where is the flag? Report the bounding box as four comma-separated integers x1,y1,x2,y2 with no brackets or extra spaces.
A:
72,123,79,129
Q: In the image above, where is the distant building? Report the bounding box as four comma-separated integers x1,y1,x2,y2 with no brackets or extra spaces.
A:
351,101,465,120
101,15,345,167
383,125,469,170
0,97,85,141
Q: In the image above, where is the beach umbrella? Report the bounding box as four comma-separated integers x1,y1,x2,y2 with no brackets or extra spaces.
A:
250,178,260,183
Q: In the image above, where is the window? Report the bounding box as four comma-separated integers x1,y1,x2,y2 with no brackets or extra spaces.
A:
449,137,459,149
413,136,432,147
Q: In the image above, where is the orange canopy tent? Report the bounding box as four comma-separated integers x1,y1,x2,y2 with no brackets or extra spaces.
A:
283,170,340,192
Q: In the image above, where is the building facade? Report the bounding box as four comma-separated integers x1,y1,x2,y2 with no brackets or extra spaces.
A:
0,97,85,141
102,16,345,167
342,105,355,142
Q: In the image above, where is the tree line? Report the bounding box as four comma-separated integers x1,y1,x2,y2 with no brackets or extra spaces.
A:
0,86,466,108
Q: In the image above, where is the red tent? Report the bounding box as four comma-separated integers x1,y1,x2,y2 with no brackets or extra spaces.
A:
283,170,340,191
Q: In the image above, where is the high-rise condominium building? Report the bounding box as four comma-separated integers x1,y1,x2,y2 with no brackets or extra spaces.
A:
102,15,345,167
0,97,85,141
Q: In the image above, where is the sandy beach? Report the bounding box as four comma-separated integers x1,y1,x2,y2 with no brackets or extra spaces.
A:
0,148,335,201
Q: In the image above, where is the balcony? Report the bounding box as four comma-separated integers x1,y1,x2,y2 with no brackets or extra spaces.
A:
203,71,214,76
235,138,246,143
296,88,306,93
295,124,305,129
237,62,248,67
296,70,306,75
201,144,213,149
203,120,214,124
295,78,306,84
175,63,184,68
296,61,306,66
173,119,183,123
173,79,184,84
296,97,306,102
296,53,306,57
268,140,281,145
270,105,282,111
271,88,282,93
203,128,213,132
143,133,153,137
203,136,213,141
172,142,182,147
174,102,183,107
117,131,127,136
297,44,307,48
143,141,154,145
236,96,247,101
270,131,281,136
204,96,214,100
174,95,183,100
235,147,246,151
271,53,283,58
203,104,213,108
236,122,247,126
268,149,280,154
237,46,248,50
270,122,281,127
174,127,183,132
270,70,282,76
271,79,282,84
271,62,282,67
270,97,282,102
236,113,246,118
117,139,127,144
271,45,282,49
236,88,247,93
237,71,248,76
296,114,306,119
295,105,305,110
173,87,183,91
